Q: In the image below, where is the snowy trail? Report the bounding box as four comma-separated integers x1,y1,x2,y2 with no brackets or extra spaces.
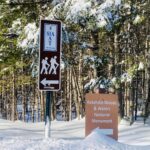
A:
119,117,150,146
0,119,85,140
0,118,150,150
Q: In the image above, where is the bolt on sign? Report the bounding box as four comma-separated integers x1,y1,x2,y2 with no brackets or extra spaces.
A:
85,93,118,140
39,20,61,91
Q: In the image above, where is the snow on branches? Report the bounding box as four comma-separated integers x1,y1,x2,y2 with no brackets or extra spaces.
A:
18,23,39,51
48,0,122,31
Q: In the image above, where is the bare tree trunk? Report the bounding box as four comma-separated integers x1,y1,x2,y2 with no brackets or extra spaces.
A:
40,91,45,121
79,51,84,118
144,28,150,120
32,84,36,122
69,68,72,121
72,69,80,120
22,84,26,122
63,68,67,121
12,69,17,121
66,68,69,121
36,90,39,122
1,75,6,119
0,65,1,117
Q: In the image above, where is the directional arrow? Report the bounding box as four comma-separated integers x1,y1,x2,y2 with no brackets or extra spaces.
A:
41,78,59,86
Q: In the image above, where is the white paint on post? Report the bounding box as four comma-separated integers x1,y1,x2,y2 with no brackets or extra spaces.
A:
45,116,50,138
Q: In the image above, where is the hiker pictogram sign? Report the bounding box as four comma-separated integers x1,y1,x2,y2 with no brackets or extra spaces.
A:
39,20,61,91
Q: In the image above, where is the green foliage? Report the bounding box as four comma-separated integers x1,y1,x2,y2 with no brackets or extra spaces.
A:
0,0,149,90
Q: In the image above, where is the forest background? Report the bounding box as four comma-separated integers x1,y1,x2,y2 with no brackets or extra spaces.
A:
0,0,149,123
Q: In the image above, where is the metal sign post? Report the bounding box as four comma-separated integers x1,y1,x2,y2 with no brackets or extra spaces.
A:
39,20,61,138
45,91,51,138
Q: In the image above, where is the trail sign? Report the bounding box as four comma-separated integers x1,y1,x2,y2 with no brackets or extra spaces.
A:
39,20,61,91
85,93,118,140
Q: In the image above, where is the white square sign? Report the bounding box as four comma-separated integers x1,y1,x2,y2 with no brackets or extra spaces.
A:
44,24,57,51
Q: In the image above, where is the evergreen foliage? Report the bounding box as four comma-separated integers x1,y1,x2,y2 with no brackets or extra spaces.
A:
0,0,149,121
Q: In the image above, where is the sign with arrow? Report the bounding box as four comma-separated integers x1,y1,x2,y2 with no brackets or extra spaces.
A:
39,20,61,91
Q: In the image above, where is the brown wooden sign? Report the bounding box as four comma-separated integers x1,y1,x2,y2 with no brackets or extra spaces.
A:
39,20,61,91
85,93,118,140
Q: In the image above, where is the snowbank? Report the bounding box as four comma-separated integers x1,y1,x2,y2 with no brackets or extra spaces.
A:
0,118,150,150
0,128,150,150
80,129,150,150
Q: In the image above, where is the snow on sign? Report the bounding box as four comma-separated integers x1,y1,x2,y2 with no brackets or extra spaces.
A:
39,20,61,91
85,93,118,140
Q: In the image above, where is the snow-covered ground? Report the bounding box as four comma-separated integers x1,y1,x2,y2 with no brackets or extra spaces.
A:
0,117,150,150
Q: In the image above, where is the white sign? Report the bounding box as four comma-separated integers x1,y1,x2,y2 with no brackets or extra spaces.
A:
44,24,57,51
